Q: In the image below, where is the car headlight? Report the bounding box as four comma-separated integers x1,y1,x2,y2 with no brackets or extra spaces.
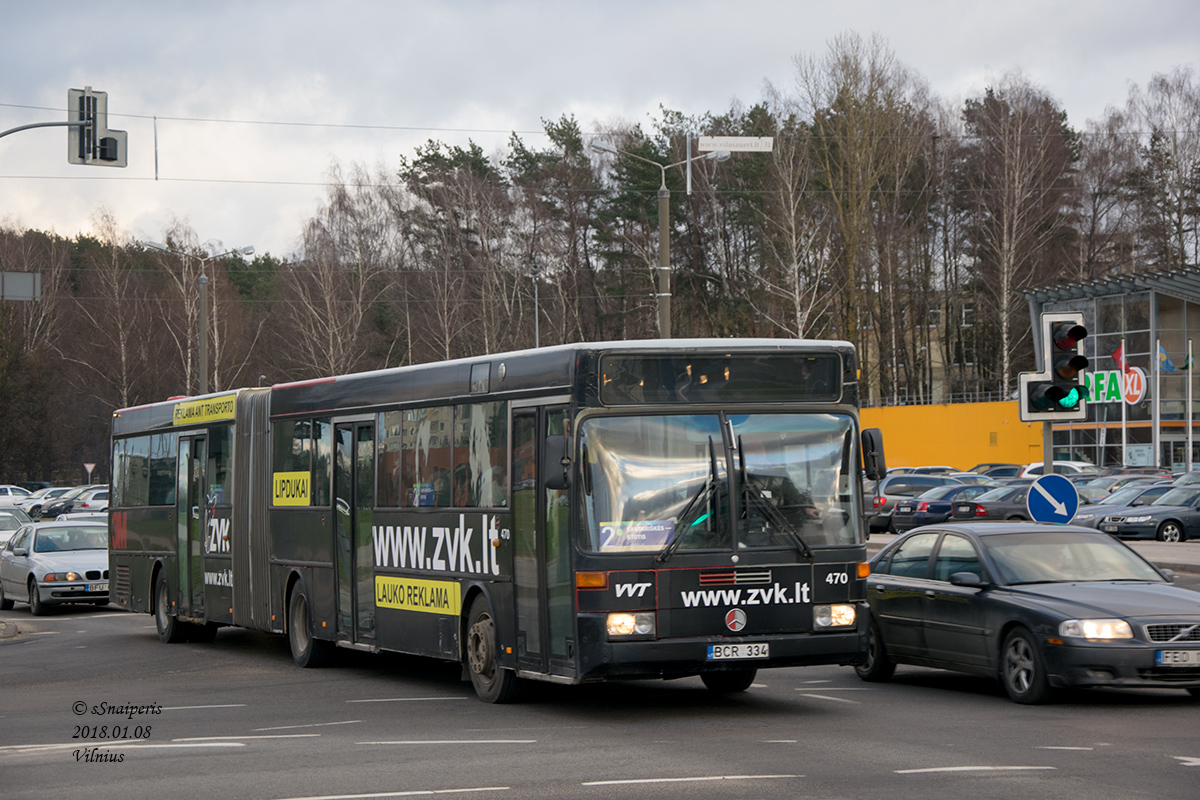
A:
43,572,84,582
1124,516,1152,524
1059,619,1133,639
814,604,856,628
606,612,655,638
1074,513,1095,521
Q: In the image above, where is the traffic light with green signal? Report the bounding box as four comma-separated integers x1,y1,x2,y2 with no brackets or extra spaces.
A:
1019,313,1089,421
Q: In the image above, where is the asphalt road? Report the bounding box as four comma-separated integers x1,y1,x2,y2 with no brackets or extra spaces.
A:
2,604,1198,800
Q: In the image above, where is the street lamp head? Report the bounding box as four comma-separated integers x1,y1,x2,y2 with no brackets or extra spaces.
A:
144,241,169,252
704,150,731,163
237,246,255,257
590,140,619,155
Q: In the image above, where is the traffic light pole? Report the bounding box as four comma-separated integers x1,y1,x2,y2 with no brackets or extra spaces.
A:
1043,421,1054,476
0,120,84,140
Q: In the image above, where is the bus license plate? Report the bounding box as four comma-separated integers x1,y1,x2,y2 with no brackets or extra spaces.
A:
708,643,768,660
88,583,108,593
1157,650,1200,666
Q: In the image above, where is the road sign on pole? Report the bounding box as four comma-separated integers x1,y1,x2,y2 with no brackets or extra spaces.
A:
1026,474,1079,523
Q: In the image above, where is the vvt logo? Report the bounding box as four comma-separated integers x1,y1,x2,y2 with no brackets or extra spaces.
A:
615,582,651,598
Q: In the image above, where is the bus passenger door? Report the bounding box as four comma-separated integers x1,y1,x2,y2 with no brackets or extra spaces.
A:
176,435,207,618
334,422,376,645
512,406,573,676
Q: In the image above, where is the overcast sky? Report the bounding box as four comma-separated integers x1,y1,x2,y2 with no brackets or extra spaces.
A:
2,1,1197,258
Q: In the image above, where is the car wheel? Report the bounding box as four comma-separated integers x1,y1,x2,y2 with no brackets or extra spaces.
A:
0,581,13,611
1157,521,1184,543
1001,627,1053,704
154,572,188,643
28,579,48,616
701,669,757,693
465,595,520,703
854,622,896,682
288,583,330,668
1006,515,1026,521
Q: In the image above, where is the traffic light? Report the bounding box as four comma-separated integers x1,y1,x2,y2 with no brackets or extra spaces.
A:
1018,312,1089,421
67,87,127,167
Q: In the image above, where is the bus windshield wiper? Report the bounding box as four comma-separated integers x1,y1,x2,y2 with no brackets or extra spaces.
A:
656,438,719,565
738,437,814,561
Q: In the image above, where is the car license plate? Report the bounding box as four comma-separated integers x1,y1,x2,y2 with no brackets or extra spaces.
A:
956,505,971,514
1101,524,1119,533
1156,650,1200,666
708,643,769,660
897,505,913,514
88,583,108,593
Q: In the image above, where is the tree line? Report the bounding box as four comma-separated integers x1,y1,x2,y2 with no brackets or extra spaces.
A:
1,33,1197,484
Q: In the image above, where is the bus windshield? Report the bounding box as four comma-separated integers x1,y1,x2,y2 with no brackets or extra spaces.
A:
579,413,859,554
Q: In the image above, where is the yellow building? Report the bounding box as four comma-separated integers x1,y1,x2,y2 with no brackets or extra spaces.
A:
861,401,1044,471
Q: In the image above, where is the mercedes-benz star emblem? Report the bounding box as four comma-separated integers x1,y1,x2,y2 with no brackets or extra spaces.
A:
725,608,747,632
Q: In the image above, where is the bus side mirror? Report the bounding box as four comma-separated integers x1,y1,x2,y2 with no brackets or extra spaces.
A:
862,428,886,481
545,435,571,491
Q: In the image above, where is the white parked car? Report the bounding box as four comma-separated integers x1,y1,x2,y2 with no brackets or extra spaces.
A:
71,488,109,513
1019,461,1099,477
0,485,32,506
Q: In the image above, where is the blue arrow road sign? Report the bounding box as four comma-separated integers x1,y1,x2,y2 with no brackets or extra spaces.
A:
1027,474,1079,523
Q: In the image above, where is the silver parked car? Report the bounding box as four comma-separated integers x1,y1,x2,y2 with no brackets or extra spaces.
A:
0,520,109,614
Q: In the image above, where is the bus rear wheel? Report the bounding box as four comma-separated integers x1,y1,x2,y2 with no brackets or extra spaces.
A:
701,669,757,693
154,572,187,643
288,584,330,668
465,596,520,703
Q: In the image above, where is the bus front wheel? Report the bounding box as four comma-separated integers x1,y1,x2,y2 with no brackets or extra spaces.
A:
154,573,187,643
465,596,520,703
287,584,330,668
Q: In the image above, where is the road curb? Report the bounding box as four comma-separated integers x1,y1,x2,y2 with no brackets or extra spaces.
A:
0,620,18,639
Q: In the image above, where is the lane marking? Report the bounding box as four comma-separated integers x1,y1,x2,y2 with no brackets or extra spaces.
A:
765,740,797,743
1036,746,1094,751
1173,756,1200,767
273,788,509,800
582,775,801,786
792,687,873,691
174,734,321,741
256,720,362,731
347,697,468,704
163,704,247,710
360,740,536,745
797,693,858,704
896,766,1056,774
0,741,244,753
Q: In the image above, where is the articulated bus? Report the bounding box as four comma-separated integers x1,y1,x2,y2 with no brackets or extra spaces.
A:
109,339,886,702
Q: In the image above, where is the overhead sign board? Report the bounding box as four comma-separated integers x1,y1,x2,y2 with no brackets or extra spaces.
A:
698,136,773,153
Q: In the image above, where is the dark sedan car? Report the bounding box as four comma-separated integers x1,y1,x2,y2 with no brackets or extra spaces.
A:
856,523,1200,703
865,474,964,533
1098,486,1200,542
1072,484,1175,529
890,484,995,533
950,485,1032,521
39,485,91,520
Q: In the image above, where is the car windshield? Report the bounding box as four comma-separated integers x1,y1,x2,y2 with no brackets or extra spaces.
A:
985,531,1165,584
579,413,859,553
1103,485,1153,506
32,527,108,552
919,485,962,500
1151,488,1200,507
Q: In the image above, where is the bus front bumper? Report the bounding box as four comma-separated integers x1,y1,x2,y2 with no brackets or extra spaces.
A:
576,614,868,681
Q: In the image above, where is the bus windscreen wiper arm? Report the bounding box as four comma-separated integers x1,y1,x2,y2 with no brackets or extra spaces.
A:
737,438,814,561
657,438,718,565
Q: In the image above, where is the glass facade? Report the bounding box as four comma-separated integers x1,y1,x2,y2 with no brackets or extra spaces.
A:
1044,291,1200,470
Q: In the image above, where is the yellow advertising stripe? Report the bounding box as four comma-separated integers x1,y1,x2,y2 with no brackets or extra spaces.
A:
172,393,237,426
375,576,461,616
273,471,311,506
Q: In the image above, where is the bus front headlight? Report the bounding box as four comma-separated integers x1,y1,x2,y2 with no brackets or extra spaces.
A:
814,604,856,628
607,612,656,638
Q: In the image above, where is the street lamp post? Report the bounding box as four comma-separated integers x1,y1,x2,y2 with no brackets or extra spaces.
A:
591,140,729,339
145,241,255,396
